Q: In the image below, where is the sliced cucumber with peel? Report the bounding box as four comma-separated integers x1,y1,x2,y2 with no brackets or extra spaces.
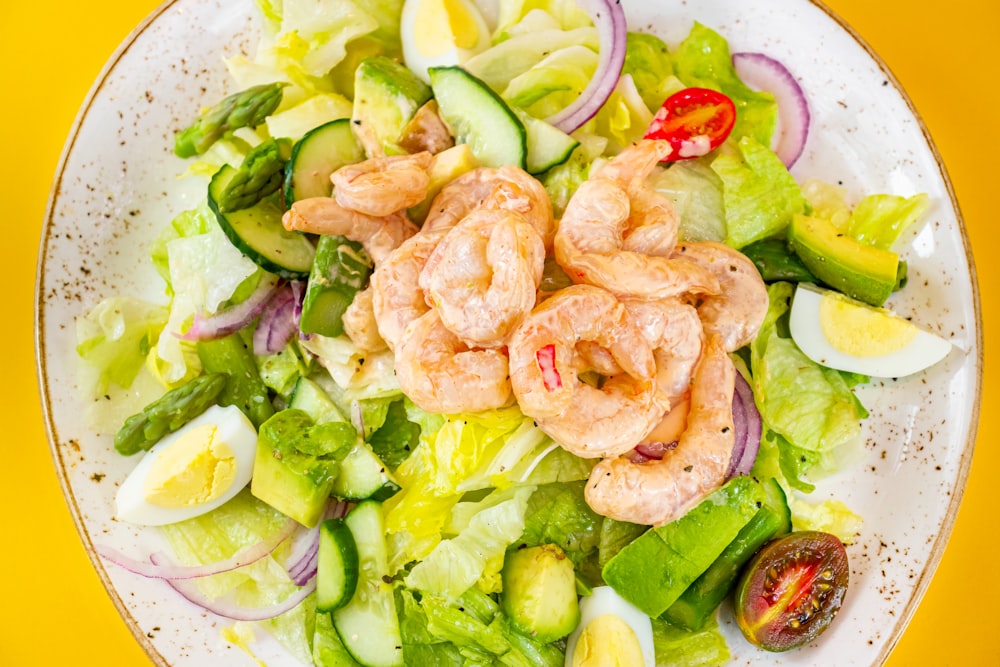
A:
317,518,360,613
429,66,527,170
332,500,404,667
208,165,315,279
283,118,365,204
512,107,579,174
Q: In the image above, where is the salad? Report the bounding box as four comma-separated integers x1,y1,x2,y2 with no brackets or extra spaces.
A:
71,0,956,665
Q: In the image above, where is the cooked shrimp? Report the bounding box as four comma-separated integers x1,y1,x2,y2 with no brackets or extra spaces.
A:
508,285,666,459
330,152,434,217
423,165,555,248
584,333,736,526
342,287,387,353
420,209,545,348
674,241,769,352
554,140,719,299
398,101,455,155
394,309,513,414
369,226,450,351
282,198,418,265
623,298,704,405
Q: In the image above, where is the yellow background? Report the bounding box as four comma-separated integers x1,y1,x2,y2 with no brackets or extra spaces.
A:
5,0,996,665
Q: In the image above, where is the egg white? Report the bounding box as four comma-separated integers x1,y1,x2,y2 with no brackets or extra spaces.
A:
115,404,257,526
789,283,952,378
564,586,655,667
401,0,492,82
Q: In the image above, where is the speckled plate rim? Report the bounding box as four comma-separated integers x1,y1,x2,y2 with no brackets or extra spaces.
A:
801,3,982,662
34,0,983,665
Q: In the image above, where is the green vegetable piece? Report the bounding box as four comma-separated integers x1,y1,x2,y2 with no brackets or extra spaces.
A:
786,213,900,306
501,544,580,643
299,235,373,338
601,475,765,617
312,611,362,667
216,138,291,212
113,372,227,456
353,56,432,155
196,334,275,428
662,477,792,630
317,517,360,612
251,409,355,527
740,238,817,283
174,82,287,158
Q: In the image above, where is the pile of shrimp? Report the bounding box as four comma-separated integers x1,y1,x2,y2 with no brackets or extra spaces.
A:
282,139,768,527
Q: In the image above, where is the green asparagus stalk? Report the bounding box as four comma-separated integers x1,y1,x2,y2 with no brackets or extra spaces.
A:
174,82,287,158
216,138,292,212
113,372,228,456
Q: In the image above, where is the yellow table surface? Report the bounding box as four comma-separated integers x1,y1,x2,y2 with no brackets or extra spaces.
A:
6,0,996,665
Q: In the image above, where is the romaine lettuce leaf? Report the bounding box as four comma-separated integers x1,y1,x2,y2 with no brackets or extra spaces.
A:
848,192,930,250
622,31,681,113
652,156,727,243
652,616,730,667
518,481,602,566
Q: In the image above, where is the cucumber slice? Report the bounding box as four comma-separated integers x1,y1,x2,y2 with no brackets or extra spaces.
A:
318,518,360,613
288,376,348,424
333,501,404,667
283,118,365,204
208,165,315,279
333,442,400,502
429,66,527,169
513,108,579,174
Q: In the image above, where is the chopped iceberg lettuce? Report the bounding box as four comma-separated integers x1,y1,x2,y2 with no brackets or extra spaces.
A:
623,31,681,113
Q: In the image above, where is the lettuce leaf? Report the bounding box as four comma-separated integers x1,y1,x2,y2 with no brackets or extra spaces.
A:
652,156,727,243
652,616,730,667
848,192,930,250
518,482,602,566
622,32,681,113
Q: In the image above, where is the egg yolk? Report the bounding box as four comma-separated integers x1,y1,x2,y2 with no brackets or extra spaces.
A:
571,614,644,667
819,293,918,357
142,424,238,508
414,0,482,57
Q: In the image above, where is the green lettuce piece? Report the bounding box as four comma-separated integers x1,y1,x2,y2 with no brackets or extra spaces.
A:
652,156,727,243
713,136,806,248
75,296,169,397
150,203,215,291
848,192,930,250
405,486,534,599
801,178,852,232
673,22,777,148
494,0,592,36
465,27,599,92
518,482,602,566
588,73,655,154
504,44,597,117
540,135,603,217
749,282,868,482
368,398,421,470
257,341,312,400
652,617,731,667
622,32,680,112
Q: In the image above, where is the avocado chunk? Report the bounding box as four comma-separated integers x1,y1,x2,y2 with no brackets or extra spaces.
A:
601,475,765,618
408,143,479,224
352,56,433,155
501,544,580,643
250,409,356,527
786,214,900,307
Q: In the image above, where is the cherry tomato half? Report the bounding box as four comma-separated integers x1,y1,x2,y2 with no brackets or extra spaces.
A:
644,87,737,161
734,530,849,652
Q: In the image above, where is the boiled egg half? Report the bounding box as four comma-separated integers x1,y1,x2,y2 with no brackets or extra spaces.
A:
401,0,492,83
564,586,655,667
115,404,257,526
789,283,952,378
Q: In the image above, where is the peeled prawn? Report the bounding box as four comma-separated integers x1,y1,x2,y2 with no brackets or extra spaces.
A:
342,287,387,352
623,297,704,406
584,333,736,526
282,198,418,265
508,285,665,459
420,209,545,348
674,241,769,352
329,152,434,217
394,309,513,414
423,165,555,248
554,140,720,299
369,226,450,351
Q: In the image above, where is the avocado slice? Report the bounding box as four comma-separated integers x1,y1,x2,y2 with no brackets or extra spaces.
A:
786,214,900,307
501,544,580,643
352,56,432,155
407,143,479,224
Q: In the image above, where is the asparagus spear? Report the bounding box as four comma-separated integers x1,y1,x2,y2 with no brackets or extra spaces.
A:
216,138,291,212
113,372,228,456
174,82,286,158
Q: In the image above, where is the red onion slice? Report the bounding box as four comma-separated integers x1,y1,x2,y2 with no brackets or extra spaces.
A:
545,0,628,133
727,370,763,478
253,283,301,355
95,518,298,580
179,275,281,341
151,552,318,622
732,51,811,168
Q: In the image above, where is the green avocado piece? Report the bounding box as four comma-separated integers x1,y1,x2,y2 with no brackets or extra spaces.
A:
786,214,900,307
501,544,580,643
352,56,432,155
601,476,765,618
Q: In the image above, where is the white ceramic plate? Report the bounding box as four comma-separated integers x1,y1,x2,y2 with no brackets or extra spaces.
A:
36,0,982,665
